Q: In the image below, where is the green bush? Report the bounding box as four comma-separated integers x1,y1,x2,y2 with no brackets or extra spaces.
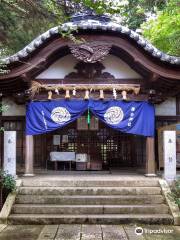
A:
0,170,16,192
169,178,180,207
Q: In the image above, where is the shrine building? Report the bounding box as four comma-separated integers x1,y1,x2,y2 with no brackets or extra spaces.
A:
0,12,180,177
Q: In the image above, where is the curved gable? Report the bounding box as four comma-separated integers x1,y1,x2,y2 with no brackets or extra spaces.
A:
0,13,179,101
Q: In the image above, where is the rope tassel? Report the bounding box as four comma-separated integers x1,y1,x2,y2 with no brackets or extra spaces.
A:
113,88,117,99
48,91,52,100
72,88,76,96
134,87,140,95
65,89,70,99
87,108,91,125
84,90,90,100
55,88,59,95
99,89,104,100
122,90,127,100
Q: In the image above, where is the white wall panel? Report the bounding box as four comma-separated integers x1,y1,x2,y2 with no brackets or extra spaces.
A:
36,54,142,79
102,55,142,79
155,98,176,116
36,55,78,79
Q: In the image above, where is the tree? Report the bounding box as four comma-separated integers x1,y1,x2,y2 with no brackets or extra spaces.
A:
0,0,179,56
0,0,59,54
121,0,167,30
0,0,126,54
141,0,180,56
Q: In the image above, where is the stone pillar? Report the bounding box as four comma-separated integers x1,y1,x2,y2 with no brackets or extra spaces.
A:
163,131,176,182
145,137,156,176
24,135,34,176
4,131,16,177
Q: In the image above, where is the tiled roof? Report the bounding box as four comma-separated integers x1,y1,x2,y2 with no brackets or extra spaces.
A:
2,15,180,65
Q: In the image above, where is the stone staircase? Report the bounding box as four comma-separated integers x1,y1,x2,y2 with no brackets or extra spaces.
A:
8,177,174,224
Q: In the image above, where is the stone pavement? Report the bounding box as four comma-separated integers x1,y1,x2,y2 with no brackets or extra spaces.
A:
0,224,180,240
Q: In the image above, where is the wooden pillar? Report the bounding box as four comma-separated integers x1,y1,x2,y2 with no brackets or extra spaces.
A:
145,137,156,176
24,135,34,176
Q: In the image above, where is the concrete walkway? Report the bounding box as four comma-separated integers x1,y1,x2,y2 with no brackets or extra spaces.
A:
0,224,180,240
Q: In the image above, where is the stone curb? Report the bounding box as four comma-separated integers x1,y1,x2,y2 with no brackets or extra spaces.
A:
0,179,22,224
159,179,180,225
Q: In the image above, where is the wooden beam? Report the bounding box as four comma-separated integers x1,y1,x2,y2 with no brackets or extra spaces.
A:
32,91,149,102
149,73,160,82
35,78,144,85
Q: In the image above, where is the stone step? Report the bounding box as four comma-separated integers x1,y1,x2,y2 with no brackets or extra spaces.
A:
22,179,159,187
18,186,162,195
8,213,173,225
12,204,169,214
16,194,165,205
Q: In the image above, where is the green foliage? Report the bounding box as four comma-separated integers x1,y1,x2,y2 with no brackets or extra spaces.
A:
0,61,9,75
141,0,180,56
0,46,9,74
0,101,8,131
0,0,179,56
0,0,58,54
76,0,127,15
169,178,180,207
122,0,167,30
0,170,16,192
59,25,85,44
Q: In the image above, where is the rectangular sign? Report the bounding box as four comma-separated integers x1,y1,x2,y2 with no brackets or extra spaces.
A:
163,131,176,181
4,131,16,177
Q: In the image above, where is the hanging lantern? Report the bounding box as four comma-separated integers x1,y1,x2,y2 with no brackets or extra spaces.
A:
113,88,117,99
72,88,76,96
55,88,59,95
48,91,52,100
65,89,70,99
122,90,127,100
84,90,89,100
99,89,104,100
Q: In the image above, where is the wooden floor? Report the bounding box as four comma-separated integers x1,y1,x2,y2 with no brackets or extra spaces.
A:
19,171,161,181
17,167,148,177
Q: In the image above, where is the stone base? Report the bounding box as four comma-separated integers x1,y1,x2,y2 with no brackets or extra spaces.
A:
144,173,157,177
23,173,35,177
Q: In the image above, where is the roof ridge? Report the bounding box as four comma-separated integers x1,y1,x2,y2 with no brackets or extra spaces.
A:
1,19,180,65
